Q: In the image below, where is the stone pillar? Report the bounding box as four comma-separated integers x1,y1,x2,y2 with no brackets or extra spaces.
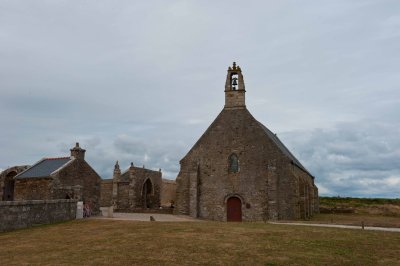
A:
128,163,136,209
112,161,121,208
189,171,199,218
108,206,113,218
76,201,83,219
267,160,278,220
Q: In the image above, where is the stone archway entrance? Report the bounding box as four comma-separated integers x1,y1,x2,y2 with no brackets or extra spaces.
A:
142,178,153,209
2,171,17,201
227,196,242,222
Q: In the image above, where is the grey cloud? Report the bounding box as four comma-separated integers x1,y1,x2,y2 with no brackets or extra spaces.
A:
280,120,400,197
1,1,399,197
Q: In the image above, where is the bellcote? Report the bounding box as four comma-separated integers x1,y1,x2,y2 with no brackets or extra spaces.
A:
224,62,246,109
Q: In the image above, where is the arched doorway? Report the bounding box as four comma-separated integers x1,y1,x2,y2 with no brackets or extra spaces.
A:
142,178,153,209
227,196,242,222
2,171,17,201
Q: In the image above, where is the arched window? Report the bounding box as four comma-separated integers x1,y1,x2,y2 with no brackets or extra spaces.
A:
229,154,239,173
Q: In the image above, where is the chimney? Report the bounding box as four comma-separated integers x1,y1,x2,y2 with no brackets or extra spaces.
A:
70,142,86,160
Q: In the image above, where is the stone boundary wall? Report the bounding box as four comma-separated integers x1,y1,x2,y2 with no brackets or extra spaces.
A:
0,199,77,232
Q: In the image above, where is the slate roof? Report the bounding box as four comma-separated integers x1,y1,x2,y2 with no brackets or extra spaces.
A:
257,122,313,178
16,157,72,179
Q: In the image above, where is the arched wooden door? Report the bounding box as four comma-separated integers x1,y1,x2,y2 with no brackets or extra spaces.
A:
227,197,242,222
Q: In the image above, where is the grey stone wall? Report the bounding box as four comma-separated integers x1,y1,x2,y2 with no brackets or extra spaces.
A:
161,179,176,206
175,63,318,221
100,180,113,207
108,165,162,211
175,108,318,221
14,178,52,200
0,199,77,232
51,159,102,213
13,159,102,214
117,182,130,209
0,165,30,201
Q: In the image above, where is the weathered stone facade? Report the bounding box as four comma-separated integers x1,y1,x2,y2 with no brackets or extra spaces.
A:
0,199,77,232
175,62,318,221
0,165,30,201
13,143,102,213
161,179,176,207
100,179,113,207
100,162,162,211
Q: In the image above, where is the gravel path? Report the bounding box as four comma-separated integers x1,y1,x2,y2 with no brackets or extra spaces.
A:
94,209,197,222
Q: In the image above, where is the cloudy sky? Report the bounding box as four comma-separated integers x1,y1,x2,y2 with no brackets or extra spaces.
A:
1,0,399,198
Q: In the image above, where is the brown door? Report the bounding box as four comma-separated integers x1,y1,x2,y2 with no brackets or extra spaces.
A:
227,197,242,222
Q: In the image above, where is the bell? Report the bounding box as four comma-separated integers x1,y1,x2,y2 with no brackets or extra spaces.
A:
232,78,238,86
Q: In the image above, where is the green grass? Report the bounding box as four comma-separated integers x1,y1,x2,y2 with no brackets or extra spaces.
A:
0,219,399,265
320,197,400,207
319,197,400,218
307,213,400,228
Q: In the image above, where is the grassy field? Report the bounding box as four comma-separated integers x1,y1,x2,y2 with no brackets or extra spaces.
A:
1,219,399,265
319,197,400,207
292,197,400,228
299,213,400,228
319,197,400,218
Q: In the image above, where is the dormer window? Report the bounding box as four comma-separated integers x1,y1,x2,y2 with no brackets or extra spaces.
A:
229,153,239,173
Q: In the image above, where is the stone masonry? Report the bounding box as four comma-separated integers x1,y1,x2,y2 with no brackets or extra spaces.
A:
0,199,77,232
0,165,30,201
175,62,318,221
100,162,162,211
161,179,176,207
13,143,102,213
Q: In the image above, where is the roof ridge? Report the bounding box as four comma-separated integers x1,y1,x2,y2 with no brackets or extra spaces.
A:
44,156,70,160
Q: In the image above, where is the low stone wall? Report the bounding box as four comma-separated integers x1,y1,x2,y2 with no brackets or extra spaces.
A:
0,199,77,232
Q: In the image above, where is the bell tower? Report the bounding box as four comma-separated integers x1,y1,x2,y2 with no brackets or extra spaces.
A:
224,62,246,109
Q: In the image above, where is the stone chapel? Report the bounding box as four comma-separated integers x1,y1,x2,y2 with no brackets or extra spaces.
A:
175,62,319,221
8,143,102,212
100,162,162,211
